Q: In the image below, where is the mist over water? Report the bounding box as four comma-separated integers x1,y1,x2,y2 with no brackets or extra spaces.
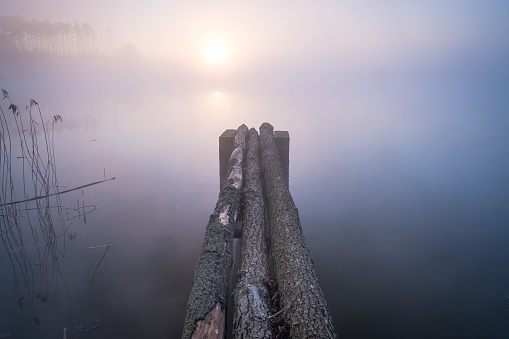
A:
1,2,509,337
1,55,507,338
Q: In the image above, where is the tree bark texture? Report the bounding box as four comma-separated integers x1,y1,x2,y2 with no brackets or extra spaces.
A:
182,125,248,339
259,123,338,338
233,128,272,339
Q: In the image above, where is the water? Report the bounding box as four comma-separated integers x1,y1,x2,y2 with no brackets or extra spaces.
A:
1,61,508,338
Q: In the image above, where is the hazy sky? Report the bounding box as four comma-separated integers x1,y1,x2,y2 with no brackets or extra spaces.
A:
2,1,509,76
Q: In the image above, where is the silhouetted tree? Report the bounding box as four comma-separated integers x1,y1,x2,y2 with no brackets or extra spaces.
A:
81,22,96,55
0,16,112,57
117,43,139,58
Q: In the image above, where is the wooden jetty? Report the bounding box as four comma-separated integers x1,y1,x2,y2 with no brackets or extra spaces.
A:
182,123,337,339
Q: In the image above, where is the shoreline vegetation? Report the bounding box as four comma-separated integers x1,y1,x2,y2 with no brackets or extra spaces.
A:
0,15,139,58
0,85,113,334
0,15,149,95
0,87,75,326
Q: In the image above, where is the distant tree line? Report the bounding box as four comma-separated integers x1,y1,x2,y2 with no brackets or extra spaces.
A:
0,16,97,56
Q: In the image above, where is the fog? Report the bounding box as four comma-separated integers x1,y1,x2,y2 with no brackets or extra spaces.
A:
1,2,509,338
3,1,509,77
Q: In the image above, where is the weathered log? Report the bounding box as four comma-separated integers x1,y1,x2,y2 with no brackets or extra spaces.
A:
232,128,272,339
220,129,289,190
260,122,338,338
182,124,248,339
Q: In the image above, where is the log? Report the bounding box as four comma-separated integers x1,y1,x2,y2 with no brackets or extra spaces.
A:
182,124,248,339
220,129,289,190
232,128,272,339
259,122,338,338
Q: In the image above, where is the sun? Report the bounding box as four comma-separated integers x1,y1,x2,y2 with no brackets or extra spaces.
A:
202,39,231,64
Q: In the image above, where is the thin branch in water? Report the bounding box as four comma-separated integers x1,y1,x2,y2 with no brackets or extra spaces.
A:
0,177,116,207
86,244,113,249
89,245,112,284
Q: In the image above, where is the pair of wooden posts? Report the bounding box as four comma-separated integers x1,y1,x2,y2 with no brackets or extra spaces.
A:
182,123,337,338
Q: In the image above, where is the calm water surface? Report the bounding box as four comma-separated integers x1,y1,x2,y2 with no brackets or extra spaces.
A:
1,70,508,338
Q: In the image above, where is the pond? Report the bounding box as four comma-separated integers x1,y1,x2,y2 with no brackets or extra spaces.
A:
1,60,509,338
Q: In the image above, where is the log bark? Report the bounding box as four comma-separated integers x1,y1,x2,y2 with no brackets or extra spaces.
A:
232,128,272,339
259,122,338,338
182,124,248,339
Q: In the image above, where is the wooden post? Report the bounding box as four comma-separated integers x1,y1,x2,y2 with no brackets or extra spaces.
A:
260,122,338,338
220,129,289,189
182,125,248,339
232,128,272,338
219,129,237,188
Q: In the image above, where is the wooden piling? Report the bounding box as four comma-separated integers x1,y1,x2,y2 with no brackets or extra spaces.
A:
260,122,338,338
181,125,248,339
219,129,289,189
232,128,272,338
183,123,337,338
